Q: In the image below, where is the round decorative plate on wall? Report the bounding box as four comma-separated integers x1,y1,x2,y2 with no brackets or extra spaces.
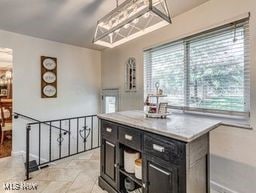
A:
43,85,57,97
43,58,57,70
43,72,56,83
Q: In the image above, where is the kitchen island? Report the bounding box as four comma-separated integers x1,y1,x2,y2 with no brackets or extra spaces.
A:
97,111,221,193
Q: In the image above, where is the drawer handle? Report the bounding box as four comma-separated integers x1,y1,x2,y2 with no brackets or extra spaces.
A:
149,164,170,176
106,127,112,133
106,141,115,147
153,144,165,152
125,134,133,141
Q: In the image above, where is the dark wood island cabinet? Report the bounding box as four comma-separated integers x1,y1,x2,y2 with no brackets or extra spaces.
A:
98,111,221,193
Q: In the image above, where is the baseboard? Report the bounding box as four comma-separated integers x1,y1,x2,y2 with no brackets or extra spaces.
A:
11,151,47,163
211,181,239,193
11,150,24,157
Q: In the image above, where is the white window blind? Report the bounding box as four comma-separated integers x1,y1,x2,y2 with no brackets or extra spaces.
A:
144,19,250,115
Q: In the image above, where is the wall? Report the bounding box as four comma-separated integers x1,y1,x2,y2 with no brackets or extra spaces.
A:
101,0,256,192
0,29,101,154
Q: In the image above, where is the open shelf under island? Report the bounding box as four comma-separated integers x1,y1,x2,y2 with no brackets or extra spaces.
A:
97,110,221,193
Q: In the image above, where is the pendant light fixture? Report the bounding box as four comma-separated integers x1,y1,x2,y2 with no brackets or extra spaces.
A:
93,0,171,48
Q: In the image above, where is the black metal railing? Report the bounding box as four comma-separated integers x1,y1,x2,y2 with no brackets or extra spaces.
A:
14,113,100,180
14,113,69,134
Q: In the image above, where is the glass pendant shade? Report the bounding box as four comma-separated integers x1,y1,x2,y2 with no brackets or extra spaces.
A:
93,0,171,48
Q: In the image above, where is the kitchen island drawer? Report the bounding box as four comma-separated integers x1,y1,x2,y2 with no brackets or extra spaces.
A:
101,120,118,142
144,134,185,164
118,126,142,151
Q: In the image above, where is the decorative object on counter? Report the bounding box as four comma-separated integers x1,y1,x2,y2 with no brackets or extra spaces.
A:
125,57,136,92
144,82,170,119
155,82,160,94
158,102,168,114
41,56,57,98
159,89,163,95
93,0,171,48
144,96,150,106
124,177,136,192
134,158,142,180
148,106,157,113
144,95,150,112
124,148,140,173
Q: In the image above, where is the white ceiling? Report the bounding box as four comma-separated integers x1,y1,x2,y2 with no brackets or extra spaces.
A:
0,0,208,50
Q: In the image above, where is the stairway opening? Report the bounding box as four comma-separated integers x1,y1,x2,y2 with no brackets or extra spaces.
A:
0,47,13,158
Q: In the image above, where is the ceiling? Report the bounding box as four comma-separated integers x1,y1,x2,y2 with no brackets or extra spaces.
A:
0,0,208,50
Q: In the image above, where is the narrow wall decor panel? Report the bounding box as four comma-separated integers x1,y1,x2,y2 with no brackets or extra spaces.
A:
41,56,57,98
125,57,136,92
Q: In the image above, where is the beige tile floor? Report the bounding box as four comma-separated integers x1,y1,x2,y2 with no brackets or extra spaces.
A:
0,148,219,193
0,149,106,193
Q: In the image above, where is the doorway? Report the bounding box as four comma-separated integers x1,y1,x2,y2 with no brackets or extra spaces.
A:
101,89,119,113
0,47,13,158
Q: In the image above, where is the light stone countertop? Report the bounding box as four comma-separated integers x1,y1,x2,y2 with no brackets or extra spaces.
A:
97,110,222,142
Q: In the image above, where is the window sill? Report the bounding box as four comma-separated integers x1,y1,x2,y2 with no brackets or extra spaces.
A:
171,110,252,130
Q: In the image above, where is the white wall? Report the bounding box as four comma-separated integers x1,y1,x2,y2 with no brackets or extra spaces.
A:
101,0,256,192
0,29,101,154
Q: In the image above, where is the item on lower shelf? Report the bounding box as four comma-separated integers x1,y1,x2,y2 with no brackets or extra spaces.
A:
124,148,140,173
158,102,168,114
149,106,157,113
144,96,150,106
130,188,142,193
124,177,136,192
134,159,142,180
159,89,163,95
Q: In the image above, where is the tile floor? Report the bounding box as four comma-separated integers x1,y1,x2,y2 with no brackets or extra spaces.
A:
0,148,219,193
0,148,106,193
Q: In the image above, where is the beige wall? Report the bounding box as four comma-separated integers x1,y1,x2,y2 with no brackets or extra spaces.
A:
101,0,256,192
0,29,101,154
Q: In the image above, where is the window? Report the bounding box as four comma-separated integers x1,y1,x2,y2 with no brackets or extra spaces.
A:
105,96,117,113
101,89,119,113
144,19,250,115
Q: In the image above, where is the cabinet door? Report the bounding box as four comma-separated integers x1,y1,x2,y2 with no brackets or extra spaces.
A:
101,139,117,189
144,157,177,193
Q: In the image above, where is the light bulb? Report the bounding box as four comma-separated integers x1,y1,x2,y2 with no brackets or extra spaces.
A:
99,22,104,27
127,7,134,15
124,24,130,29
143,12,150,18
132,18,139,24
115,28,121,33
112,19,119,27
119,13,125,22
108,21,113,28
133,4,138,12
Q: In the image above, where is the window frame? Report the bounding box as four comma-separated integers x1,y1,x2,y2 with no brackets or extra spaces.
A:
144,18,250,117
